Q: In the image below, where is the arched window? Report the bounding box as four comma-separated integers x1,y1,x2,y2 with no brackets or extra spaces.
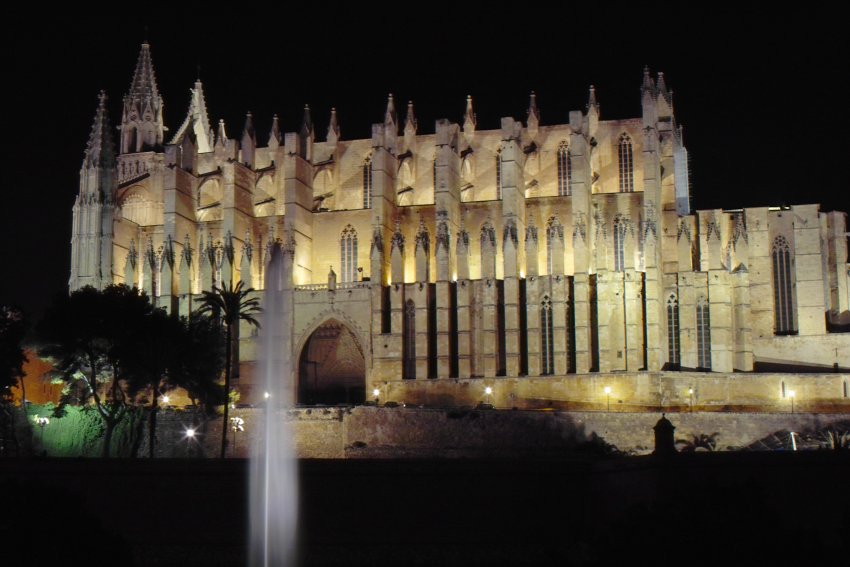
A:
772,236,796,334
697,297,711,370
433,156,438,190
404,299,416,379
667,294,680,368
557,141,571,196
496,150,503,200
362,156,373,209
546,217,559,275
618,133,634,193
340,225,358,283
613,216,626,272
541,296,554,375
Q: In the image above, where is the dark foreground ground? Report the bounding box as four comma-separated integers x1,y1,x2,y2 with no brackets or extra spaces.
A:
2,453,848,567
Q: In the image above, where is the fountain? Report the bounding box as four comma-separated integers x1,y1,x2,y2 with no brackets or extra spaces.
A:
249,247,298,566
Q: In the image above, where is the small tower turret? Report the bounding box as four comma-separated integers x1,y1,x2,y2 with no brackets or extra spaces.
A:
241,112,256,168
71,91,116,290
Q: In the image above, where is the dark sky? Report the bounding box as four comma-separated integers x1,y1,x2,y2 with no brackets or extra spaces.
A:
3,5,848,319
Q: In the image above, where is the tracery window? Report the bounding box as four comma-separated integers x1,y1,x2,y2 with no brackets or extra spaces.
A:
557,141,571,196
618,133,634,193
546,217,558,275
541,296,554,375
340,225,358,283
404,299,416,380
667,294,680,367
433,156,438,190
613,217,626,272
697,297,711,370
362,156,373,209
496,150,503,200
772,236,796,334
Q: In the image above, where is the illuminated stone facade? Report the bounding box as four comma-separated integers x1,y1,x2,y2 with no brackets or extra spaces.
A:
71,42,850,408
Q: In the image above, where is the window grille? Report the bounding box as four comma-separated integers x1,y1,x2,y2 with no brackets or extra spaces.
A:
618,134,634,193
362,156,373,209
557,141,571,196
697,297,711,370
772,236,795,333
340,225,358,283
404,299,416,379
667,294,680,367
541,296,554,375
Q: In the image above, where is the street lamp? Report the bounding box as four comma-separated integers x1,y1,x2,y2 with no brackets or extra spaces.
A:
161,394,170,405
604,387,611,412
788,390,796,414
688,387,694,411
230,416,245,455
372,388,381,405
34,415,49,448
484,386,493,407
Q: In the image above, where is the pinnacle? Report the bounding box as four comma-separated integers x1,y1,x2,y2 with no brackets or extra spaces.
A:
83,91,115,168
129,41,160,99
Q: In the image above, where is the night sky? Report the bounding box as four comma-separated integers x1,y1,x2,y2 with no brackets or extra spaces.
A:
3,5,848,319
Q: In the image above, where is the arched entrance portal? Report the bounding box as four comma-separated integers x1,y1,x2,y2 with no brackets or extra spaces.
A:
298,320,366,405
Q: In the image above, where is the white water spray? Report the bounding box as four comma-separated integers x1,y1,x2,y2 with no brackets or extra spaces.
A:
249,248,298,566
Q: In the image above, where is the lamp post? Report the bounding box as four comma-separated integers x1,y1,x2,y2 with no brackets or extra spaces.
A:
788,390,796,414
230,416,244,456
604,387,611,412
34,415,49,449
484,386,493,407
688,387,694,412
372,388,381,406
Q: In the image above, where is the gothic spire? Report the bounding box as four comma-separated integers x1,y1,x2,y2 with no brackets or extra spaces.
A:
327,107,340,145
384,93,397,132
527,91,540,124
463,94,476,131
656,71,672,104
269,114,281,148
587,85,598,110
129,41,160,100
242,112,255,140
83,90,115,169
120,41,166,153
241,112,257,167
641,65,656,95
526,91,539,138
300,104,314,139
170,79,212,153
404,100,417,134
215,119,227,148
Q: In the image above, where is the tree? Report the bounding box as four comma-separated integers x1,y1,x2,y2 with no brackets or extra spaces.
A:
0,305,27,455
169,315,227,418
196,281,261,458
122,307,184,458
38,285,155,457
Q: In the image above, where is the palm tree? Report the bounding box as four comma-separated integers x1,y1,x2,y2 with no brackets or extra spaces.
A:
196,281,261,458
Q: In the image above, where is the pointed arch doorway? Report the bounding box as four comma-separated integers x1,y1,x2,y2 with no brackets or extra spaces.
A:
298,319,366,405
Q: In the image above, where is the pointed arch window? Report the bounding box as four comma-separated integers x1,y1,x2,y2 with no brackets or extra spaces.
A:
496,150,503,200
433,155,438,191
618,133,634,193
557,141,571,196
546,217,559,275
772,235,796,334
363,156,373,209
541,296,555,375
667,294,680,368
613,217,626,272
404,299,416,380
696,297,711,370
340,225,358,283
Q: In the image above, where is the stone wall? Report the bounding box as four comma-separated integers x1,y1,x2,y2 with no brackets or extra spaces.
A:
145,406,850,459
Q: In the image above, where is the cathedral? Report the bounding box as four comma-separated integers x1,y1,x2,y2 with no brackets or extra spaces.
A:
70,42,850,410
